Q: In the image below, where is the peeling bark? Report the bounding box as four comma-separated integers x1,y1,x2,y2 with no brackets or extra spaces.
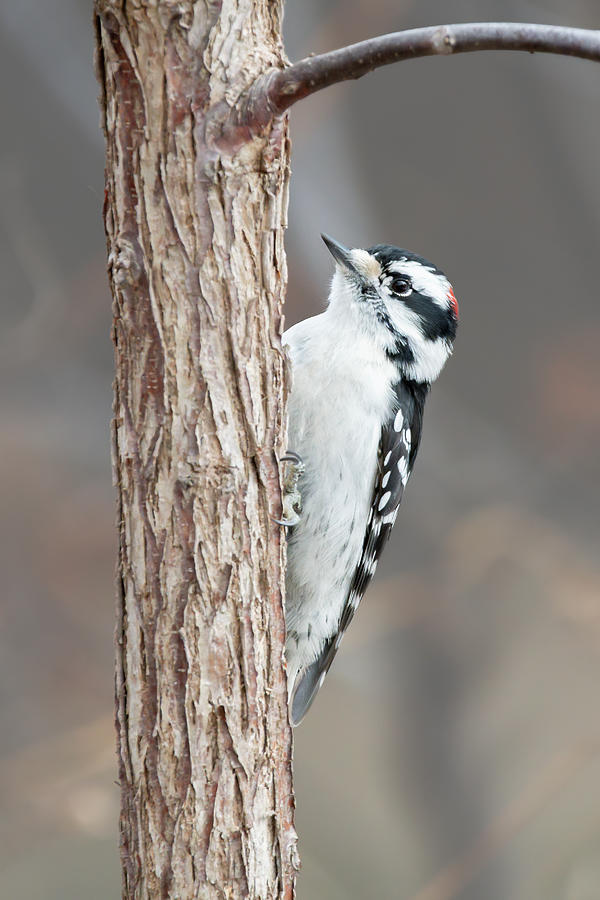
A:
94,2,297,897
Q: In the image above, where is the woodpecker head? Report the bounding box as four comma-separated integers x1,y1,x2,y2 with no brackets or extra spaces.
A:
322,234,458,384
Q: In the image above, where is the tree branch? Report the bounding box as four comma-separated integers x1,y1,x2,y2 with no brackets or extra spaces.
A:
244,22,600,124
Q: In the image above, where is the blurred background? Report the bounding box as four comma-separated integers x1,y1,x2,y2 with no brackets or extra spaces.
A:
1,1,599,898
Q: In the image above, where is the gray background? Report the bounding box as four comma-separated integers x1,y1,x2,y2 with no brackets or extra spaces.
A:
1,2,600,898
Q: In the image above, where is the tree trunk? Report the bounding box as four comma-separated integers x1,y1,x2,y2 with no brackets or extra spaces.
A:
94,2,297,897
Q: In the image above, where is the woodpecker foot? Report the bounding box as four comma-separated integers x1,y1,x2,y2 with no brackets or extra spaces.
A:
274,451,305,527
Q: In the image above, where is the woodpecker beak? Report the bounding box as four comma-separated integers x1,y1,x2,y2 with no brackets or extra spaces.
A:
321,234,360,276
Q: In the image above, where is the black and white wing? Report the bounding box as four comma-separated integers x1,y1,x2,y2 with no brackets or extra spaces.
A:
290,382,427,725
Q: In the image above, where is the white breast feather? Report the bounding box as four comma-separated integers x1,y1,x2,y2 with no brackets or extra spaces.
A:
283,304,396,685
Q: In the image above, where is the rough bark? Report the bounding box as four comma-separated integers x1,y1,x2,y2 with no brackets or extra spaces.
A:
94,2,297,898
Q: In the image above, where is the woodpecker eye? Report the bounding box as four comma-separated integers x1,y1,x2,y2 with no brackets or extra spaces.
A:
390,275,412,297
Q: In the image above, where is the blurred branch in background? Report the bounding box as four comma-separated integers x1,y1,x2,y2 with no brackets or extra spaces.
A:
0,716,115,852
409,740,600,900
0,0,101,145
0,160,66,363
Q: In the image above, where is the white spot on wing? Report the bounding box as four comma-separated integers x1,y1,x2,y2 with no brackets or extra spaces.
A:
398,458,409,484
393,409,404,432
378,491,391,511
381,470,390,488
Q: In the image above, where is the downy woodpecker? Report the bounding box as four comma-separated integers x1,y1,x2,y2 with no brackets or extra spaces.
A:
282,235,458,725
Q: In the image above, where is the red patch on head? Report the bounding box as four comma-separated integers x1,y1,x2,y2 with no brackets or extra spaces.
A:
447,286,459,319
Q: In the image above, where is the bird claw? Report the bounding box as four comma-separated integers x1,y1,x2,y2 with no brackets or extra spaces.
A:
280,451,303,466
275,451,305,527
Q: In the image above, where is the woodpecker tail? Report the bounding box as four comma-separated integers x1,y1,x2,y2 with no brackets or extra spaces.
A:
289,638,336,726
